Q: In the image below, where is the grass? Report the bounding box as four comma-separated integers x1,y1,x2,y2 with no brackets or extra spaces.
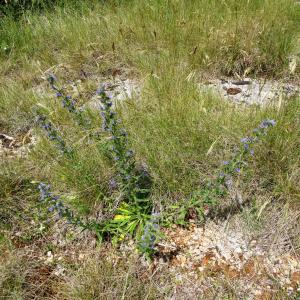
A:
1,0,299,83
59,252,164,300
0,0,300,298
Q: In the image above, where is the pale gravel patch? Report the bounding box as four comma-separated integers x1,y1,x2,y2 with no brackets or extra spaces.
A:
34,65,299,109
199,78,299,106
84,78,140,110
155,218,300,299
86,76,299,109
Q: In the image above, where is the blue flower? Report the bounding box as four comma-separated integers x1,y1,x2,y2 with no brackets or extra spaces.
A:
126,150,134,158
269,120,276,126
259,119,276,129
38,183,51,201
241,137,249,143
97,85,106,95
109,178,118,190
262,119,276,127
47,74,56,85
139,212,160,254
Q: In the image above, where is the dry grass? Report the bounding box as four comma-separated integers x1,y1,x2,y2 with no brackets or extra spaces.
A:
0,0,300,299
59,253,163,300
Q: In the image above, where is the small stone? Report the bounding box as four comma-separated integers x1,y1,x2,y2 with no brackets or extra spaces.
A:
159,258,164,264
78,253,85,260
227,87,242,95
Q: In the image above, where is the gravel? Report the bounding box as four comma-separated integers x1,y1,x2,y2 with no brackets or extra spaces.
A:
200,78,299,106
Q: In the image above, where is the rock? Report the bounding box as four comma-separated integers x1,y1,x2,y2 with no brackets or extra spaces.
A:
226,87,242,95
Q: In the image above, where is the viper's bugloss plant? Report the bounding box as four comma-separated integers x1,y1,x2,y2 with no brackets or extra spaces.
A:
208,119,276,210
36,83,155,257
37,80,277,260
98,85,151,207
47,74,89,127
218,119,276,182
138,212,160,258
96,85,154,250
36,92,277,259
38,115,73,155
164,119,277,226
38,183,155,249
38,182,88,228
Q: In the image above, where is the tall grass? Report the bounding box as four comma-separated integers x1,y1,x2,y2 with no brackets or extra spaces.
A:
0,0,299,82
0,1,299,208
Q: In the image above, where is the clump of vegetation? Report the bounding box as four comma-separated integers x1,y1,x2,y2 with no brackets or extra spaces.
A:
35,74,278,258
37,77,155,252
0,0,299,298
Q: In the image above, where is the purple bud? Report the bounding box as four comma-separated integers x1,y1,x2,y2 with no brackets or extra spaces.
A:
109,178,118,190
268,119,276,126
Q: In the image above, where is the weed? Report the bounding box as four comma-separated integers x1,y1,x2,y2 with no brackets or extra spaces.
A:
163,119,277,227
47,74,90,127
38,182,87,228
36,83,153,253
138,212,160,259
98,85,151,204
38,115,73,155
